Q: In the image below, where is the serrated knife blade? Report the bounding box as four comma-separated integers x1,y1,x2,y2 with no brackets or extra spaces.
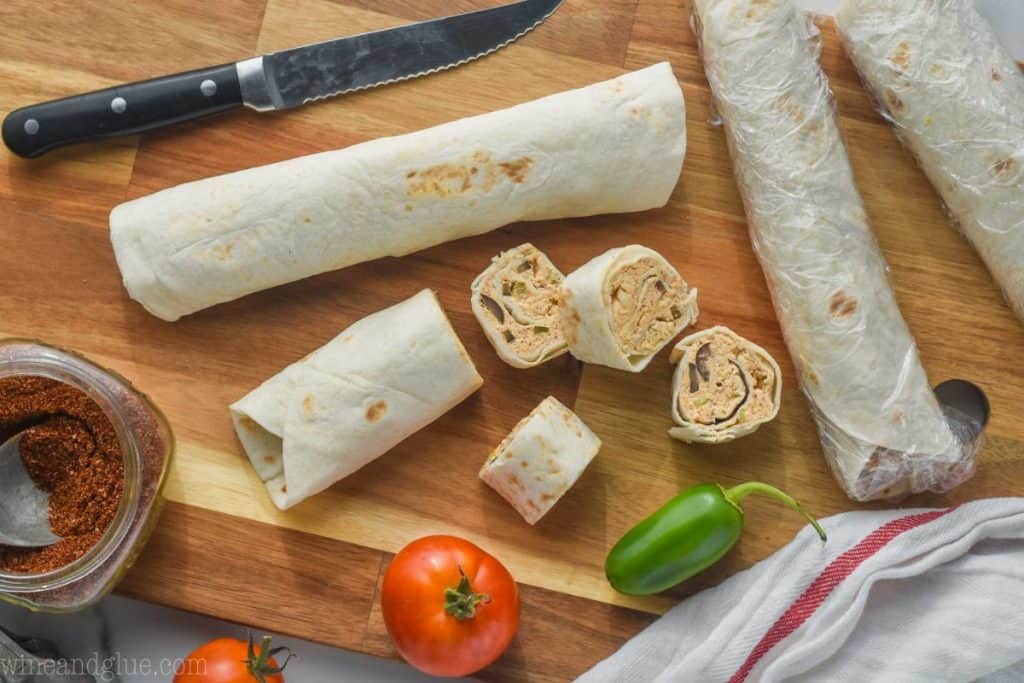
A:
241,0,565,110
2,0,563,158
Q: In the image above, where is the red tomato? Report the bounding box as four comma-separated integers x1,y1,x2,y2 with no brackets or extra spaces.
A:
382,535,520,677
174,635,291,683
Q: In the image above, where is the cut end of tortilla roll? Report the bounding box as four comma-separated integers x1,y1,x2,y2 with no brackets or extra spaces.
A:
471,244,568,369
561,245,698,372
669,326,782,444
480,396,601,525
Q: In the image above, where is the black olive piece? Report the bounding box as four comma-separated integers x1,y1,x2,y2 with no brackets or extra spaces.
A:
695,343,713,381
714,360,750,425
671,306,683,320
504,330,516,343
688,363,701,393
655,280,667,293
480,294,505,323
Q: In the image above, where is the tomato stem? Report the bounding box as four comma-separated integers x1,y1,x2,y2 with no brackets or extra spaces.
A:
246,632,295,683
725,482,827,542
444,565,490,620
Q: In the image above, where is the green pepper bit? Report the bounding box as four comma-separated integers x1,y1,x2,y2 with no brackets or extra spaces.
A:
605,481,826,596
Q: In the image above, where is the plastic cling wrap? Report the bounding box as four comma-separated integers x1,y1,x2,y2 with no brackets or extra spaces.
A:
691,0,978,500
836,0,1024,321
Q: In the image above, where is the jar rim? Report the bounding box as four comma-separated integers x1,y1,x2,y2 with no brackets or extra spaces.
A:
0,345,142,590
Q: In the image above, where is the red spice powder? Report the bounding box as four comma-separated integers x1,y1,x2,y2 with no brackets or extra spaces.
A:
0,376,124,574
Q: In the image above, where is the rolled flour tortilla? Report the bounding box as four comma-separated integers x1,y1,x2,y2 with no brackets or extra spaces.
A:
110,63,687,322
471,243,567,369
230,289,482,510
560,245,698,372
669,326,782,444
479,397,601,525
836,0,1024,321
693,0,978,500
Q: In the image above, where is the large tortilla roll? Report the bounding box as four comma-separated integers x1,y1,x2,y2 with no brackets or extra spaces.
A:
669,326,782,444
471,243,568,369
479,397,601,525
693,0,978,500
230,289,482,510
560,246,698,372
836,0,1024,320
110,63,687,322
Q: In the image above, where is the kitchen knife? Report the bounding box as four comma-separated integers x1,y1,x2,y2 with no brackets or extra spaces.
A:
2,0,563,158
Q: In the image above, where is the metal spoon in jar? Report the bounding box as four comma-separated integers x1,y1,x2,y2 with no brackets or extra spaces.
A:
0,434,61,548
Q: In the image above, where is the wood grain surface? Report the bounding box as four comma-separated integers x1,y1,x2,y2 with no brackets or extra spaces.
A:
2,1,1022,680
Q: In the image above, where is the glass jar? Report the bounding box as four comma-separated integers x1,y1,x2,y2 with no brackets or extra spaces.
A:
0,339,174,612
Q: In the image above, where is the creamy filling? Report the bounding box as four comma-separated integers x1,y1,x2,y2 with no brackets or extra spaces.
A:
678,332,776,427
478,245,565,362
608,257,689,356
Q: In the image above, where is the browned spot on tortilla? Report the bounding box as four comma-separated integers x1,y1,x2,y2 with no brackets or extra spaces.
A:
406,171,416,179
929,64,946,78
263,455,275,464
210,242,235,261
520,460,529,468
302,215,312,224
890,41,912,71
405,204,414,212
239,415,258,430
508,474,524,490
407,163,473,197
281,484,287,493
805,369,820,387
884,89,905,114
302,395,316,415
499,157,533,184
366,401,388,423
993,157,1017,176
993,70,1003,82
547,458,561,475
540,493,555,502
829,291,858,318
629,106,651,121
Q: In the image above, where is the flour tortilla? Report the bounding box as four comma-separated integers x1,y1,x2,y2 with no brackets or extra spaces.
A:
693,0,978,500
560,245,698,372
471,243,567,369
231,290,482,510
837,0,1024,321
669,326,782,445
479,397,601,525
110,63,687,322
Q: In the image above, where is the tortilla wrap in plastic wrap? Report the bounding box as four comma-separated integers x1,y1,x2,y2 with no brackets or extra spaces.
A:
669,326,782,445
560,245,699,372
471,243,568,369
692,0,979,500
110,63,687,322
231,290,483,510
479,397,601,525
836,0,1024,321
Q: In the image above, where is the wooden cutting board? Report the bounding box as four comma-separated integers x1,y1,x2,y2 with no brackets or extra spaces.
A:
2,1,1022,680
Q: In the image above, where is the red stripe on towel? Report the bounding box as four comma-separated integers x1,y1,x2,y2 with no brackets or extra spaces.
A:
729,507,957,683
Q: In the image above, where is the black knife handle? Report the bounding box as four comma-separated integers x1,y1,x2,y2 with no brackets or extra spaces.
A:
2,63,244,158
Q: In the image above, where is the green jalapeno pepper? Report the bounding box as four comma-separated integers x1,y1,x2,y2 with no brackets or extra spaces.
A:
606,482,827,596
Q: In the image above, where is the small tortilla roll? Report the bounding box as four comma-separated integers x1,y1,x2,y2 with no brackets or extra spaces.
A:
231,290,483,510
560,246,698,372
471,243,568,369
480,397,601,525
669,326,782,444
836,0,1024,321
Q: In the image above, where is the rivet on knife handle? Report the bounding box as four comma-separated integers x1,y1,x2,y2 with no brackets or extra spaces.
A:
1,63,243,158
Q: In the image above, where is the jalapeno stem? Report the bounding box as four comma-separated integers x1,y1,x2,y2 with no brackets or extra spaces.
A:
725,482,827,542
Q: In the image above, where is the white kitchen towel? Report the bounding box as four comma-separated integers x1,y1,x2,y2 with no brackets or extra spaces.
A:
578,498,1024,683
